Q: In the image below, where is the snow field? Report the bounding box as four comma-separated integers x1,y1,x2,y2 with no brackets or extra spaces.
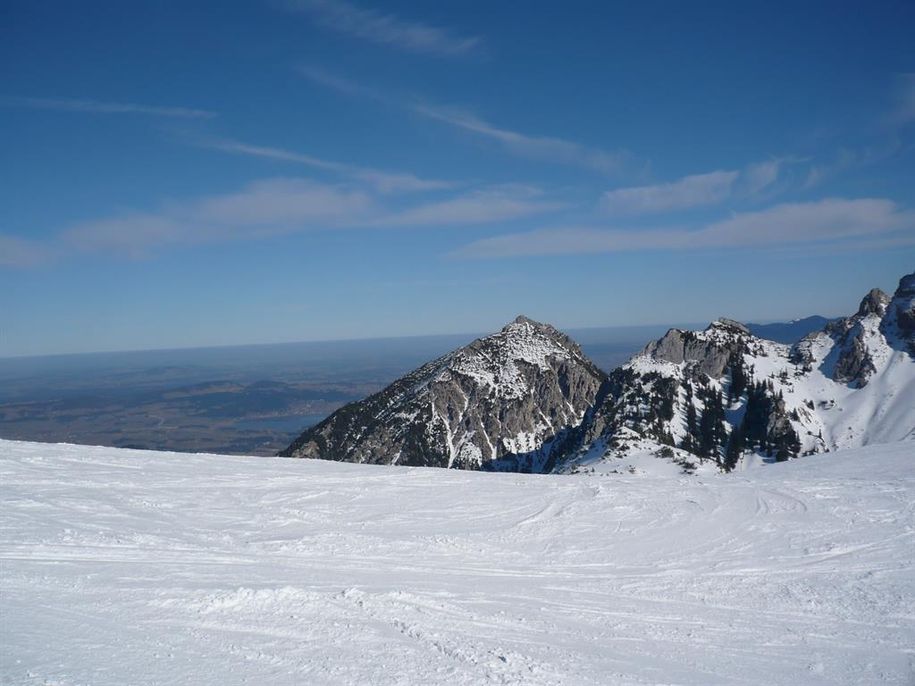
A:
1,439,913,685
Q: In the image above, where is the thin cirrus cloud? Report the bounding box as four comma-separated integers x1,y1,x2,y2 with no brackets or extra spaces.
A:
454,198,915,259
0,234,53,268
281,0,481,57
368,185,564,227
886,73,915,128
600,170,740,215
47,178,557,260
62,178,376,258
298,66,630,175
195,137,454,193
599,159,787,215
0,96,216,119
411,103,628,175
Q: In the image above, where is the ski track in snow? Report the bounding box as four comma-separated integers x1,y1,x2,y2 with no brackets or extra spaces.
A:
1,439,914,685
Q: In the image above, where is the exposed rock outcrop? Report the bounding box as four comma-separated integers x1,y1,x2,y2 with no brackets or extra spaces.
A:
555,271,914,473
881,273,915,355
809,289,891,388
280,316,607,470
640,319,749,379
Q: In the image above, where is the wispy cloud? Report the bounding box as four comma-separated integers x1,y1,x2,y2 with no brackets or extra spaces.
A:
802,148,858,189
886,73,915,129
298,66,381,100
0,96,216,119
282,0,481,57
599,159,789,215
742,159,782,195
802,138,903,189
454,198,914,258
195,138,453,193
370,185,563,227
0,234,53,268
299,67,631,175
63,178,375,257
411,104,628,175
49,178,557,259
802,77,913,189
600,170,739,215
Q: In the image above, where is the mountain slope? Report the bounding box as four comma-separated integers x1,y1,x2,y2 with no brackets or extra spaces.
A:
281,316,607,470
557,272,915,474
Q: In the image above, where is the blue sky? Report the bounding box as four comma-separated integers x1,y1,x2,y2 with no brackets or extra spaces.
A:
1,0,913,356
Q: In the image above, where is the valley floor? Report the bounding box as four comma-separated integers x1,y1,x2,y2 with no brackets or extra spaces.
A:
1,439,913,685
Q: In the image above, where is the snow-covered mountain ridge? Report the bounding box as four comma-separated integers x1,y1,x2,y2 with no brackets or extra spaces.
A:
281,315,606,470
281,272,913,474
562,272,915,473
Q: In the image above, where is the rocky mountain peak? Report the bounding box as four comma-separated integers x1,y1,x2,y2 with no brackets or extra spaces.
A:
501,314,568,340
558,273,915,474
894,272,915,299
856,288,890,317
281,318,607,471
640,319,755,379
490,315,589,363
881,271,915,354
507,314,539,328
708,318,750,335
811,278,913,386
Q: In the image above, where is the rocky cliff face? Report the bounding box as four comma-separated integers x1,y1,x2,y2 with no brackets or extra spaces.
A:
555,272,915,474
881,273,915,354
811,288,891,388
280,316,607,471
556,320,807,473
641,318,751,378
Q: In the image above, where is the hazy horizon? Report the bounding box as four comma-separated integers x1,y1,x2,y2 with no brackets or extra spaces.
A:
0,318,710,360
0,310,846,360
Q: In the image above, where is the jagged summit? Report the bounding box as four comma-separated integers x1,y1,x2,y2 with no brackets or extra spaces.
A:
507,314,538,327
557,272,915,475
639,317,760,378
281,316,606,470
709,318,750,334
881,272,915,353
497,313,568,344
857,288,890,317
794,272,913,387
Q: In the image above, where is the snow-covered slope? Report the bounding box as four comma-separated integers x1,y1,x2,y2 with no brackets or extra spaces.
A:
282,315,606,471
560,273,915,473
2,438,913,685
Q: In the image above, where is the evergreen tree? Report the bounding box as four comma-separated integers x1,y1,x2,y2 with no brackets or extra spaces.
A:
773,425,801,462
724,424,744,472
742,380,771,450
697,388,727,461
728,352,747,404
682,383,698,453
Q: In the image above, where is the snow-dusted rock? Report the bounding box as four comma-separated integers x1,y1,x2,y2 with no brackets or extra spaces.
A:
557,271,915,473
281,316,606,470
882,272,915,354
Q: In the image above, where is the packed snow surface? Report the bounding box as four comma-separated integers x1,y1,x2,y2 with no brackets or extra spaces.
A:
1,439,913,685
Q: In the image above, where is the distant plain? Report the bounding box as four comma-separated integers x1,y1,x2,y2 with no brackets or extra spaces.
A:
0,324,688,455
